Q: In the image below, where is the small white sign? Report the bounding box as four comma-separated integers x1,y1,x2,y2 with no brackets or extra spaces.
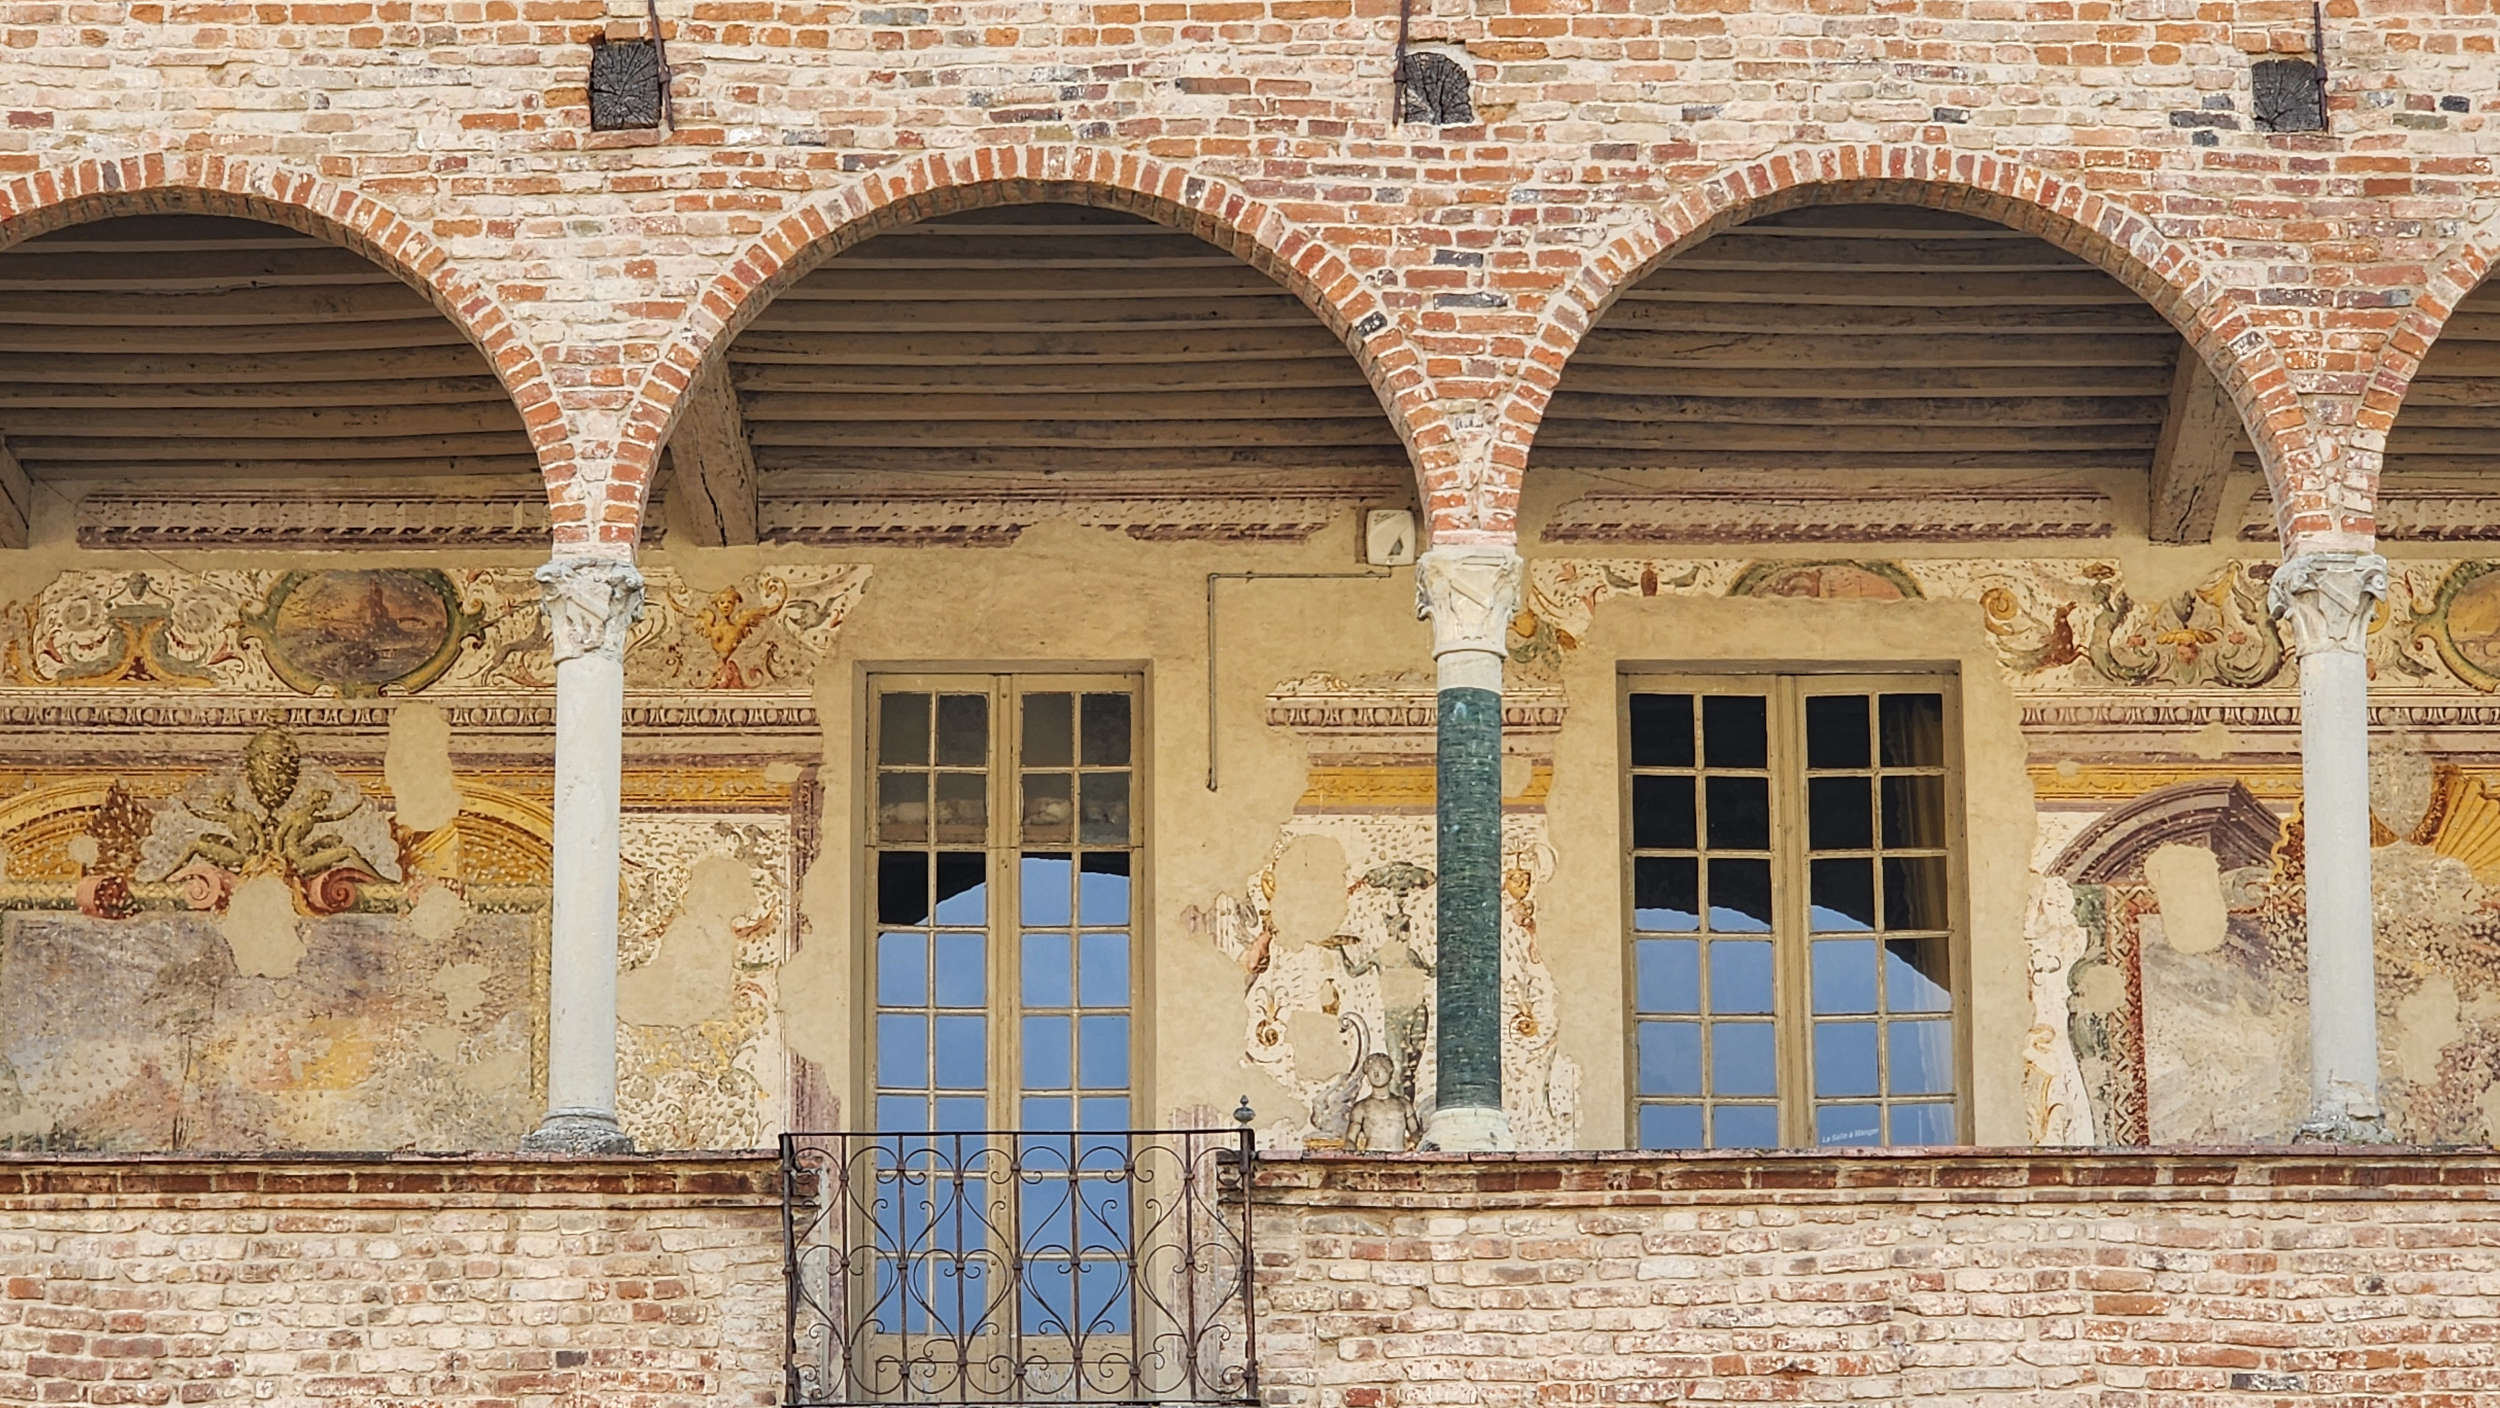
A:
1365,508,1417,567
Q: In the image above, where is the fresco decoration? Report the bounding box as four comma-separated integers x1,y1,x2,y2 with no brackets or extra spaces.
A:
0,731,552,1153
614,816,793,1152
2391,561,2500,692
0,565,870,697
1725,559,1923,601
239,569,484,698
1196,814,1578,1152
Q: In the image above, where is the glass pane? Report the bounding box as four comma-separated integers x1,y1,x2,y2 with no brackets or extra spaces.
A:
1816,1104,1883,1147
1638,1103,1703,1150
1636,1020,1702,1096
877,772,928,844
1079,932,1129,1007
936,693,989,766
1803,694,1870,770
1883,856,1950,931
1807,776,1872,851
1885,938,1953,1013
1701,695,1768,769
1021,1095,1073,1132
1023,932,1072,1006
1706,858,1772,932
1021,854,1073,925
876,851,930,926
879,692,931,765
1708,940,1774,1015
877,932,928,1006
1888,1020,1954,1096
1704,776,1770,850
877,1014,928,1089
1023,1015,1073,1090
934,853,986,924
1810,858,1874,932
1878,693,1944,767
933,1015,986,1089
1079,772,1130,845
1634,856,1700,932
1079,1096,1129,1133
1890,1102,1957,1146
1810,940,1878,1015
1712,1104,1780,1149
1023,692,1075,767
1628,694,1694,768
1710,1021,1776,1097
1881,775,1947,848
1081,693,1132,766
1813,1021,1880,1097
1079,853,1130,924
1634,939,1699,1014
1078,1015,1128,1089
934,933,985,1005
1631,774,1697,850
877,1094,927,1132
935,1096,986,1132
1022,773,1074,843
933,771,987,844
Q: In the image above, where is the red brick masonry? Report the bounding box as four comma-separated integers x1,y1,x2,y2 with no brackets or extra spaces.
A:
6,1149,2497,1405
1251,1149,2500,1406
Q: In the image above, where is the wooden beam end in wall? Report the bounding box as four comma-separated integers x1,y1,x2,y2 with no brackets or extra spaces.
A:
2146,348,2244,546
0,437,32,549
667,361,762,548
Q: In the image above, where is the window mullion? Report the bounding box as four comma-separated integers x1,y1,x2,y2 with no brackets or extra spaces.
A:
1769,676,1812,1150
993,674,1019,1130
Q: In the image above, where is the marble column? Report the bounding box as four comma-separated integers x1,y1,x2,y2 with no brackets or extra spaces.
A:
2268,550,2389,1142
520,557,646,1154
1415,546,1523,1153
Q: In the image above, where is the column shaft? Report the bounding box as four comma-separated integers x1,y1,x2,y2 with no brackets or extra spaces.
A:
522,558,645,1154
2270,550,2388,1142
1415,548,1522,1153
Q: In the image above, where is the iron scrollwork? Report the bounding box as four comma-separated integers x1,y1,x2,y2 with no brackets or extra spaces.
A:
781,1127,1258,1406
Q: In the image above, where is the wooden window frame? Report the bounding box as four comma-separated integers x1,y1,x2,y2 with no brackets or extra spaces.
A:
1617,668,1973,1149
857,668,1153,1131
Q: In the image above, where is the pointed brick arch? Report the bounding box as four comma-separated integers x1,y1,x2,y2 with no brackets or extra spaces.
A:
1492,146,2345,552
0,152,574,541
610,145,1452,550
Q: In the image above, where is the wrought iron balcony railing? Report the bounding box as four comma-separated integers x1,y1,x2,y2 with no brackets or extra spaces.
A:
780,1129,1257,1407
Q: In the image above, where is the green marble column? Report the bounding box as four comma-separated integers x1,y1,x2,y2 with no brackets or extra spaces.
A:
1414,547,1523,1152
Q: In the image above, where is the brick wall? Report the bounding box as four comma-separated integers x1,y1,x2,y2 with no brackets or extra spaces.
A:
1251,1151,2500,1405
0,1155,785,1408
5,4,2496,547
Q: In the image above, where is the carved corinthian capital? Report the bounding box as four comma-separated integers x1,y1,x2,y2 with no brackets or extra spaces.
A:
536,557,647,664
2267,552,2388,658
1415,547,1524,659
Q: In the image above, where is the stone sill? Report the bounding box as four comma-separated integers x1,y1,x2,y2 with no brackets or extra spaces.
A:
1252,1145,2500,1206
0,1148,782,1208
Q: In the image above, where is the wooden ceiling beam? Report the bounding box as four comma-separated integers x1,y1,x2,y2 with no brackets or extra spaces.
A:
667,359,761,548
0,437,29,548
2146,349,2246,545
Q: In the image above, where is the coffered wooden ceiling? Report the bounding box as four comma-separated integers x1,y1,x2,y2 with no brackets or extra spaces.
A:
2385,278,2500,484
1532,204,2252,544
665,203,1404,543
0,215,536,490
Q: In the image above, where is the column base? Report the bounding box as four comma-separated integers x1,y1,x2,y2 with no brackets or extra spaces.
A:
1419,1105,1513,1153
519,1108,636,1154
2293,1110,2392,1145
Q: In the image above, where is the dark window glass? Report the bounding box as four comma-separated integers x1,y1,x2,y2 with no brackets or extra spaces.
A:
1634,856,1700,933
1701,695,1768,769
1022,693,1074,767
1877,693,1944,767
1704,776,1771,850
881,693,931,765
1807,776,1873,851
1628,694,1694,767
1632,775,1697,850
1081,693,1132,766
877,851,930,925
1803,694,1870,770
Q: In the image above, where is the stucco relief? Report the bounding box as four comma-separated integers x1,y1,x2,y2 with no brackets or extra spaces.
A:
0,565,868,696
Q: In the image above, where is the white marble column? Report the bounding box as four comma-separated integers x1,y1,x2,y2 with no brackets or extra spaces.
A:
520,557,646,1153
2268,550,2389,1142
1415,546,1523,1153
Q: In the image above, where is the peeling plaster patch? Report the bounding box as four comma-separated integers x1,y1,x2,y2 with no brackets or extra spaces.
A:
434,961,491,1025
1271,833,1349,951
2371,731,2438,839
763,761,802,784
2071,961,2126,1014
2477,1082,2500,1145
2145,844,2226,954
1500,753,1532,798
778,936,842,1066
2183,722,2235,761
383,701,464,833
408,885,469,944
2376,843,2481,930
2054,759,2082,779
416,1025,461,1065
64,835,96,868
2395,975,2463,1087
221,871,305,978
619,855,757,1027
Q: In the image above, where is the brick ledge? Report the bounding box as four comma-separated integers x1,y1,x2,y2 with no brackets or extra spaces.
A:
0,1149,782,1208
